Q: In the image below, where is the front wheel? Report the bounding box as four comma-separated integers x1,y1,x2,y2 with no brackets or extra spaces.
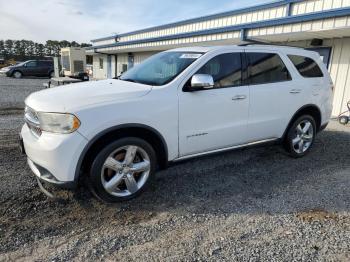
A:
88,137,157,203
13,71,22,79
284,115,316,158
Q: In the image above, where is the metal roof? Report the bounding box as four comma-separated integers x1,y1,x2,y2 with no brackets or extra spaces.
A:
91,0,302,43
87,7,350,51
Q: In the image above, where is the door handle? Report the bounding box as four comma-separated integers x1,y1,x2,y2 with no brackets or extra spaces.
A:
290,89,301,94
232,95,247,101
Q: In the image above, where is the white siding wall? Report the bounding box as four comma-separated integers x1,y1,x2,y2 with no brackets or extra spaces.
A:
116,54,128,76
104,31,241,53
248,16,350,38
117,6,286,43
92,39,116,46
92,55,108,79
292,0,350,15
92,0,350,47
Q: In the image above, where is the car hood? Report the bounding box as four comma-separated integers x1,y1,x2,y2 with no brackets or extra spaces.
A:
25,79,152,112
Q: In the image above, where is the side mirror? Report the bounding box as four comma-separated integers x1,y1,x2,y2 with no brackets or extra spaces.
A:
190,74,214,90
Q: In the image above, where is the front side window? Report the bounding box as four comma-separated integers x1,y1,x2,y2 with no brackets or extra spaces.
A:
195,53,242,88
26,61,37,67
288,55,324,78
119,52,203,86
247,53,291,85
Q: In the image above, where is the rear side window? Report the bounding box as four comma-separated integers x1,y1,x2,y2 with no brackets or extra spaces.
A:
196,53,242,88
26,61,37,67
247,53,291,85
39,61,52,66
288,55,324,78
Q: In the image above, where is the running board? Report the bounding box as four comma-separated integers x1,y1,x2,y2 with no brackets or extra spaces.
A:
174,138,278,162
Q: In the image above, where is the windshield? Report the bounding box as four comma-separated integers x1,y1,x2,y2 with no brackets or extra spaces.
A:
15,61,27,67
119,52,203,86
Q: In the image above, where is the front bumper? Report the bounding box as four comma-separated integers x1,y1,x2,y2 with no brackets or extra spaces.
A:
21,124,88,188
0,71,10,76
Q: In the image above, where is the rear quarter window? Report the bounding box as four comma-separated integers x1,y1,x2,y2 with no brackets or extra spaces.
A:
288,55,324,78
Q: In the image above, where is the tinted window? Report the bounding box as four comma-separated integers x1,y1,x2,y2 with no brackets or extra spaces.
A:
288,55,324,78
26,61,37,67
39,61,52,67
196,53,242,88
247,53,291,85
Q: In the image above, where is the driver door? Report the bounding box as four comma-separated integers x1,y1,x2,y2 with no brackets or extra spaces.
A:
178,51,250,156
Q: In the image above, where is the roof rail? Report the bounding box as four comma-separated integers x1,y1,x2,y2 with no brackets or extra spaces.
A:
239,41,304,49
238,38,270,46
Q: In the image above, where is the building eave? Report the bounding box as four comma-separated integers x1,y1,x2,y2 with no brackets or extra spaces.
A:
91,0,303,43
87,7,350,51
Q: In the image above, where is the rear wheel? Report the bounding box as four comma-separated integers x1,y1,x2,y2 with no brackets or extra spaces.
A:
284,115,316,158
13,71,22,79
88,137,157,202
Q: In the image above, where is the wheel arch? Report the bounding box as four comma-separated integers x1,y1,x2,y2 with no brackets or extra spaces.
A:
283,104,322,140
74,123,169,182
11,70,23,77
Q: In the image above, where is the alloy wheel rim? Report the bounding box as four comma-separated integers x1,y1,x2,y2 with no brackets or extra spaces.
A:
14,72,21,78
101,145,150,197
292,120,314,154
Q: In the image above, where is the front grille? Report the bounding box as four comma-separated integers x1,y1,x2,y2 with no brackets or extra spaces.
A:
24,106,42,137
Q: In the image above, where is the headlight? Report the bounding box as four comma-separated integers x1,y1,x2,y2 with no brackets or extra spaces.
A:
37,112,81,134
1,67,10,72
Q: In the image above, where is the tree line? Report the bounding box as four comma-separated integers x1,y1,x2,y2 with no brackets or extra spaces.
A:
0,39,92,62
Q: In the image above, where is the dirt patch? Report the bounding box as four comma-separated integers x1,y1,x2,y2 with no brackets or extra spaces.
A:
296,209,338,222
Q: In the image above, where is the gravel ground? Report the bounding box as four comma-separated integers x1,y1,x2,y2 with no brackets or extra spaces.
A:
0,78,350,261
0,109,349,261
0,76,47,109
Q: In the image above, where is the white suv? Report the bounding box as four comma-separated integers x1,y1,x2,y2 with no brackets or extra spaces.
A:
21,45,333,202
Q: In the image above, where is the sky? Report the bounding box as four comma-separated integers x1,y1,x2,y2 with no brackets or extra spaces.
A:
0,0,273,44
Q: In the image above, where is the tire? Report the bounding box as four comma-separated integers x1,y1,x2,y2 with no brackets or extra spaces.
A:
88,137,157,203
12,71,22,79
284,115,316,158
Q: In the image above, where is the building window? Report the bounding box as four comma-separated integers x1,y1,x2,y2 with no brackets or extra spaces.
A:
288,55,324,78
247,52,291,85
99,58,104,69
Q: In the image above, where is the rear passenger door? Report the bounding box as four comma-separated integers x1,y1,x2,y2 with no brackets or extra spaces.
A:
37,61,51,76
245,50,306,142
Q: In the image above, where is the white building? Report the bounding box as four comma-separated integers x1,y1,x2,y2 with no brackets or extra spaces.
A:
87,0,350,116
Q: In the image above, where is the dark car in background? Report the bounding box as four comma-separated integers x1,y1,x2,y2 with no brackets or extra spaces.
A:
0,60,54,78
